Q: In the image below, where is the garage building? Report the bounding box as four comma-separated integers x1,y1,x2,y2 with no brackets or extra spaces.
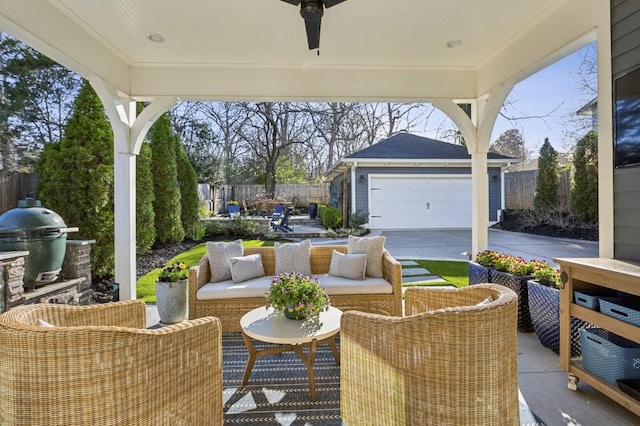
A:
328,133,515,230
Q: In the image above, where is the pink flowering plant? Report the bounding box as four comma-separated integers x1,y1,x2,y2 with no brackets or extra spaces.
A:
265,272,330,319
158,262,188,282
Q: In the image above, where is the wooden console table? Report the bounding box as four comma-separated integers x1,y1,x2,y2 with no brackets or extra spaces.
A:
555,257,640,416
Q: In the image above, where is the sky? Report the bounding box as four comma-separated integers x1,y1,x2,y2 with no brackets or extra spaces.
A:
424,42,597,156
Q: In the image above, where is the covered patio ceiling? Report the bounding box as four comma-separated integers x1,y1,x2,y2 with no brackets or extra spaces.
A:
0,0,612,300
1,0,603,101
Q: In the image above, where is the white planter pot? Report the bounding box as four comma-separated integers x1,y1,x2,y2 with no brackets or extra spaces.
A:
155,279,188,324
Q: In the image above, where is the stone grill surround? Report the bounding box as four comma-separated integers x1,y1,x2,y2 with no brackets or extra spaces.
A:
0,240,94,314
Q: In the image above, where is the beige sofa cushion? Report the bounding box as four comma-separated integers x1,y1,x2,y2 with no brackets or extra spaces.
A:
313,274,392,295
207,239,243,283
274,239,312,275
329,250,367,280
196,274,392,300
348,235,386,278
230,254,265,283
197,276,274,299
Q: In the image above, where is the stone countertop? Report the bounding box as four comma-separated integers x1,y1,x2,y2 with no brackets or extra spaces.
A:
0,251,29,261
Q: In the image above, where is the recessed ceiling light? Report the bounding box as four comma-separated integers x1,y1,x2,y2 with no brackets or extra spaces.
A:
147,33,164,43
446,39,462,48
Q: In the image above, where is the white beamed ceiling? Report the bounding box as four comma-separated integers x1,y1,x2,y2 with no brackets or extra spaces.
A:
0,0,603,101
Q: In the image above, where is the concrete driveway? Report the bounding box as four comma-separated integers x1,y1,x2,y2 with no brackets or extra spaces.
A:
378,228,599,265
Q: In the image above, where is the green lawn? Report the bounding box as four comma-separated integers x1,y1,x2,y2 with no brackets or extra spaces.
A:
404,260,469,288
137,240,274,302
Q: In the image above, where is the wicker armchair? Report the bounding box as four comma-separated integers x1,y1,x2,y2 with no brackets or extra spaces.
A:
340,284,519,426
0,300,222,426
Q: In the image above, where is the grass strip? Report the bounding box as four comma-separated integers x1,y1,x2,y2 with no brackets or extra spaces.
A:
137,240,273,302
403,260,469,288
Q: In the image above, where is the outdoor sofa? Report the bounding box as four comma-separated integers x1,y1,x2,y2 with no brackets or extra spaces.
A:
188,241,403,331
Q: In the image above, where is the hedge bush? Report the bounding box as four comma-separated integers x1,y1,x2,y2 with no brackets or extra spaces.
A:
321,207,343,229
37,80,115,277
533,138,559,212
150,113,184,245
175,140,199,237
229,216,259,238
571,131,598,223
136,141,155,254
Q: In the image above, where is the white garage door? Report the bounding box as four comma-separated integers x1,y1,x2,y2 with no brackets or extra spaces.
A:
368,175,472,229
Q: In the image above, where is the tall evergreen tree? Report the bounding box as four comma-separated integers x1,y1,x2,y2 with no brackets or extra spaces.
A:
37,80,114,276
150,112,184,244
571,131,598,222
175,139,199,237
136,140,155,253
533,138,560,212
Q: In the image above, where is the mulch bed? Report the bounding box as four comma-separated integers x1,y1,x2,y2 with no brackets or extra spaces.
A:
491,210,598,241
91,239,201,303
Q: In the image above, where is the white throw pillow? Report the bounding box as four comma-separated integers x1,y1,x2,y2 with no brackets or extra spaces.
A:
274,240,312,276
207,239,243,283
230,254,266,283
347,235,386,278
329,250,367,280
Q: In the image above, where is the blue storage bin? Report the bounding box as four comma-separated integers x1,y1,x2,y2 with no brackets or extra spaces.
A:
574,289,618,311
580,328,640,384
599,297,640,327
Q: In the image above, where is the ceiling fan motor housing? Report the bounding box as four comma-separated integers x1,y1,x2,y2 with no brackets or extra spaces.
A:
300,1,323,21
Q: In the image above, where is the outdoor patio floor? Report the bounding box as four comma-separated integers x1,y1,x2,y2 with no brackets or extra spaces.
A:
144,230,639,424
146,301,639,426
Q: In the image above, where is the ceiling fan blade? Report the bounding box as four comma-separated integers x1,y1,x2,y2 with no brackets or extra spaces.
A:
304,17,321,50
280,0,301,5
323,0,347,8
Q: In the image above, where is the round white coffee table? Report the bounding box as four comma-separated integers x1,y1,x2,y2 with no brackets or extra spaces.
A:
239,306,342,401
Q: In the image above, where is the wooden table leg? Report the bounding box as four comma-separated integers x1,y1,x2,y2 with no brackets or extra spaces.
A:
293,339,318,401
240,332,339,401
327,334,340,366
241,330,257,386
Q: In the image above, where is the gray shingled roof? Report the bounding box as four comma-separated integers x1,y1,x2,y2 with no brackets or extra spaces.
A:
345,133,514,160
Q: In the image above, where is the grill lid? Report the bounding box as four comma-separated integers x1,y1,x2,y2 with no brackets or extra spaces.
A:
0,198,71,236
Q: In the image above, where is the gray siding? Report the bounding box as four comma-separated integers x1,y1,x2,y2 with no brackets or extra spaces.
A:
354,166,503,222
612,0,640,261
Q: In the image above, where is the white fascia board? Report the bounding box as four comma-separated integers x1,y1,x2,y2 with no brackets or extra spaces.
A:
340,158,515,168
129,65,477,102
0,0,130,93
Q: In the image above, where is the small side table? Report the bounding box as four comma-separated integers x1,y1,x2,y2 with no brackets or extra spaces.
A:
239,306,342,401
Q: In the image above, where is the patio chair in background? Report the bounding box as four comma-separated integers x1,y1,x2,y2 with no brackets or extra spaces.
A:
270,207,293,232
340,284,519,426
0,300,223,426
267,203,285,220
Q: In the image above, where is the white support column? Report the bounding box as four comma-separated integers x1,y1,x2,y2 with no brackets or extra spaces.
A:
596,5,613,259
433,84,513,257
351,162,357,215
470,153,489,253
90,77,175,300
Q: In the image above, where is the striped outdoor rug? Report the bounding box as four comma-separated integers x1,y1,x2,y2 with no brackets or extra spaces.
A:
221,332,544,426
222,332,341,425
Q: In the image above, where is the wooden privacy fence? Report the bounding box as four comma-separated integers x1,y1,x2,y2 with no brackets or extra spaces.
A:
0,172,38,215
233,183,329,208
504,170,571,210
198,183,330,213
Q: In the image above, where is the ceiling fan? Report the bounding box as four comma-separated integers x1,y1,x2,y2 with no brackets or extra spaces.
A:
280,0,347,50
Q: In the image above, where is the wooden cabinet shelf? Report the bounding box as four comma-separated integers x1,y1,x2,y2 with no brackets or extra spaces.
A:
555,257,640,417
